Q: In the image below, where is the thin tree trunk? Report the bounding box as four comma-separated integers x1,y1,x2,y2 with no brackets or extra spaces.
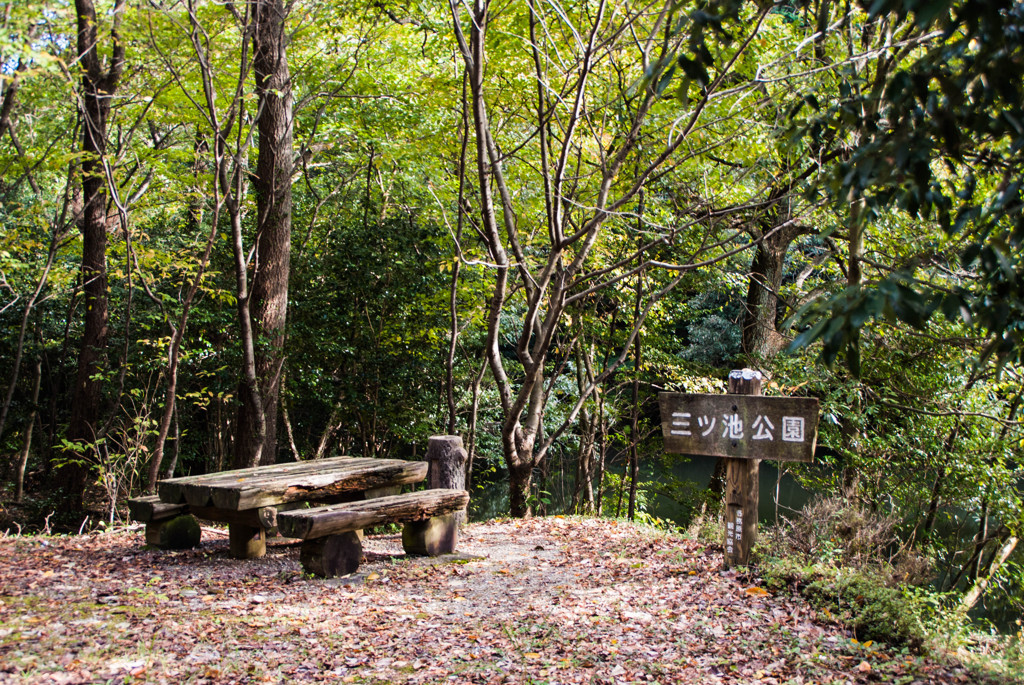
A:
961,533,1018,612
595,390,608,516
314,404,343,459
445,72,471,436
162,405,180,479
840,195,864,499
922,426,960,539
970,498,990,583
145,129,220,490
464,355,487,490
0,218,65,444
281,378,301,461
627,270,644,521
573,341,599,513
14,359,42,503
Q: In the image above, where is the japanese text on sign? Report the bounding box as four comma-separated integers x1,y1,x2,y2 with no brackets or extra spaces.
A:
659,393,819,462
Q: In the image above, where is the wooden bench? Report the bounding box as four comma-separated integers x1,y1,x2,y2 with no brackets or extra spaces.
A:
277,489,470,578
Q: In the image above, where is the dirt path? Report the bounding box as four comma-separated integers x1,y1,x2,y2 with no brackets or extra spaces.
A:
0,517,995,683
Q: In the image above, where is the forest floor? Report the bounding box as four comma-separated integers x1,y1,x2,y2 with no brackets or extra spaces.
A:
0,516,1015,684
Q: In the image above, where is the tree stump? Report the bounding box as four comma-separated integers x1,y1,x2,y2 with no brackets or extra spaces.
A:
427,435,468,526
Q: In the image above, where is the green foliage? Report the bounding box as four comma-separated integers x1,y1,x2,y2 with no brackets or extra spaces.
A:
288,215,457,457
0,2,1020,644
802,568,931,647
788,0,1024,369
598,472,675,530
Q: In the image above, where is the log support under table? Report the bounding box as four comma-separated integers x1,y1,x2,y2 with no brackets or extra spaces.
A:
402,513,460,556
296,513,461,578
229,523,267,559
300,531,363,577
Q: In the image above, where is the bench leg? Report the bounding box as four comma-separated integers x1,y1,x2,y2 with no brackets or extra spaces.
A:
402,513,460,556
145,515,201,549
229,523,266,559
300,531,362,578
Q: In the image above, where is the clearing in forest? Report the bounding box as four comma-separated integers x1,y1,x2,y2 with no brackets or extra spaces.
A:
0,517,1001,683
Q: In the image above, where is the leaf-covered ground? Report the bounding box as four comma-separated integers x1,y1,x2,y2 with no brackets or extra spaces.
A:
0,517,1007,684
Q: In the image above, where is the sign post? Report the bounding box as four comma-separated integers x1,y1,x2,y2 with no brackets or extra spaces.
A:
659,369,819,568
725,369,761,568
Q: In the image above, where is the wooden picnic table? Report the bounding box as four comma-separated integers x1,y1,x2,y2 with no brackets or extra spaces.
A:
139,457,428,558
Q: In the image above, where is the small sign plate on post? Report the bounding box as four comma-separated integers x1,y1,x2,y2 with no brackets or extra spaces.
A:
659,379,820,568
658,393,819,461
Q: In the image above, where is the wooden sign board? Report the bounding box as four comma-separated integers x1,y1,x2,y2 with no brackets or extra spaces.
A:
658,392,819,462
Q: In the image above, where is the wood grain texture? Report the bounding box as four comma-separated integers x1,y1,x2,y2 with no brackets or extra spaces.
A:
157,457,372,504
402,512,459,556
157,458,426,510
213,461,428,510
300,532,362,578
724,457,759,568
277,489,469,539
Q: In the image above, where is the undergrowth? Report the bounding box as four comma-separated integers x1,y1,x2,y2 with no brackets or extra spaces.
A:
744,495,1024,682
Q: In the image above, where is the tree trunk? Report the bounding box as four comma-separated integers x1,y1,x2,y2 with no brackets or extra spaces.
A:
509,461,533,518
14,360,42,503
464,356,487,490
571,351,598,515
595,387,608,515
627,270,644,521
237,0,294,468
839,198,864,497
162,406,180,479
961,533,1018,612
742,221,798,358
63,0,126,508
146,130,220,490
0,220,64,445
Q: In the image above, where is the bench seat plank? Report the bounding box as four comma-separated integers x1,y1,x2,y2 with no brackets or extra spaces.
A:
127,495,189,523
278,489,469,539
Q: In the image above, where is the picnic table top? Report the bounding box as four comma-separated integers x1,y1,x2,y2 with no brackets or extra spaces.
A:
157,457,428,511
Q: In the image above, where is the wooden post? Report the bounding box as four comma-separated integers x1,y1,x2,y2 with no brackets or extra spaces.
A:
724,369,761,568
426,435,468,526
